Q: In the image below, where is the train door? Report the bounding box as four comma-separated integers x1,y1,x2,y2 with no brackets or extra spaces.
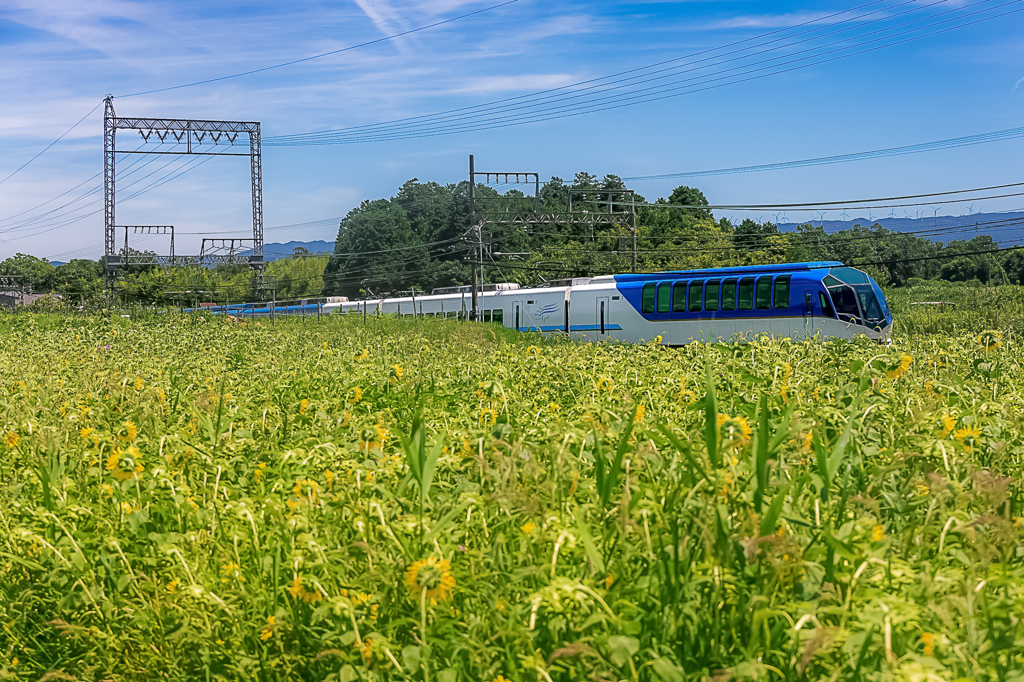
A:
596,296,610,339
514,303,522,331
803,290,813,340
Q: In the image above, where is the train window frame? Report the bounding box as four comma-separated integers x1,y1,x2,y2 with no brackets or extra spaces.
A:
818,291,835,318
492,309,504,324
672,281,687,313
704,279,720,312
773,275,791,310
657,282,671,313
688,279,703,313
738,277,755,310
721,278,737,310
755,276,772,310
642,283,655,313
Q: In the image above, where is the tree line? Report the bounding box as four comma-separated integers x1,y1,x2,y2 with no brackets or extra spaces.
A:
4,174,1022,305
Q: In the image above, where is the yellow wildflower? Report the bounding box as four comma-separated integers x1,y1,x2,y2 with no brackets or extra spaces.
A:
299,399,310,415
520,521,536,535
605,575,614,589
977,330,1001,351
872,525,885,542
479,407,498,426
324,469,335,486
390,364,404,382
921,632,934,656
886,355,913,380
80,427,93,440
953,425,982,447
527,345,540,357
121,420,138,442
289,574,322,603
941,414,956,436
597,376,613,392
4,431,19,448
634,404,645,422
134,378,144,391
221,562,244,583
354,349,369,361
404,556,456,604
166,579,180,593
259,616,275,641
350,387,363,403
717,414,752,450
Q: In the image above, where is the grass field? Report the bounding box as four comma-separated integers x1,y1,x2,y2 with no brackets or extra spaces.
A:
1,284,1023,681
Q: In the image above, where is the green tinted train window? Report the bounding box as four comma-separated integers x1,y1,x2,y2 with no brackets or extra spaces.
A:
688,280,703,312
773,276,791,309
642,283,655,313
492,309,503,324
755,277,772,310
657,282,671,313
721,278,737,310
705,279,720,312
672,282,687,313
738,277,755,310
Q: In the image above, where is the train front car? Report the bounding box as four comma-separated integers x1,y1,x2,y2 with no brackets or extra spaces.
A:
820,265,893,342
584,261,892,345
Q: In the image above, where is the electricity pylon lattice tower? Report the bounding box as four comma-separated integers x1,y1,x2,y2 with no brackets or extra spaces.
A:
103,95,265,295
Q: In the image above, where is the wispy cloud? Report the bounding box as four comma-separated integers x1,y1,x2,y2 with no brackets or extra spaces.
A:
451,73,578,94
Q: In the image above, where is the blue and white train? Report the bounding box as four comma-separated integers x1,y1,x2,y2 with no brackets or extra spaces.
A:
327,261,893,344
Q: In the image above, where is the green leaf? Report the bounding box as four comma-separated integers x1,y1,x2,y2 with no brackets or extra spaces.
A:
656,424,710,484
827,417,855,483
759,483,789,538
576,516,605,574
704,361,719,468
754,393,769,513
650,658,686,682
606,635,640,668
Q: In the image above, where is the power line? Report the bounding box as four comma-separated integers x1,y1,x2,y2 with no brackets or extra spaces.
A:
0,100,102,186
620,126,1024,180
116,0,520,98
266,0,1022,145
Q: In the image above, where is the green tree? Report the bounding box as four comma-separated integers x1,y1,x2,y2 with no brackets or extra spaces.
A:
266,255,328,298
0,253,55,292
324,199,430,298
50,259,103,303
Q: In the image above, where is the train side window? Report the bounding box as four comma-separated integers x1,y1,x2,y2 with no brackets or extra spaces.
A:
657,282,671,313
773,275,791,309
688,280,703,312
755,277,772,310
721,278,737,310
704,279,720,312
738,277,755,310
818,291,835,318
672,281,687,313
483,310,492,323
492,309,503,324
642,283,655,313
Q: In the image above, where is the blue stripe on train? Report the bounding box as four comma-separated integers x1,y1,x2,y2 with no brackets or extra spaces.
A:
517,324,623,332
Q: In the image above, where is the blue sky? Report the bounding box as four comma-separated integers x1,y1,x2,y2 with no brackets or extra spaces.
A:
1,0,1023,261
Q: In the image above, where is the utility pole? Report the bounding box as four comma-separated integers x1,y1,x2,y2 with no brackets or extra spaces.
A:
631,195,637,273
469,154,477,321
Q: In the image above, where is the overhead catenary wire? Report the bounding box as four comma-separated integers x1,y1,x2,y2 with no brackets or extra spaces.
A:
266,0,1022,145
116,0,520,98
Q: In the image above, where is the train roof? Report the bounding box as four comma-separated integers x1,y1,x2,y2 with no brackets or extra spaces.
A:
590,261,843,284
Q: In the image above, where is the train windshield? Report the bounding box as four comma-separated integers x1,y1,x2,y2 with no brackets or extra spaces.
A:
826,267,892,329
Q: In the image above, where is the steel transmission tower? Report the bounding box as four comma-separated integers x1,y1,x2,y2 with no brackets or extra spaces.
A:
102,95,265,295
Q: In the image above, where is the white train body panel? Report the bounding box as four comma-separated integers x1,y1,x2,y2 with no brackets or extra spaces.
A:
323,262,893,345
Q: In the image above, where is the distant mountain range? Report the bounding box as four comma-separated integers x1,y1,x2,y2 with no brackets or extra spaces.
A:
777,211,1024,241
240,240,334,262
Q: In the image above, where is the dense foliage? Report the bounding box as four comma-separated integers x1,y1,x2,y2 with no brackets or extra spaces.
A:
1,285,1023,681
6,176,1020,306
